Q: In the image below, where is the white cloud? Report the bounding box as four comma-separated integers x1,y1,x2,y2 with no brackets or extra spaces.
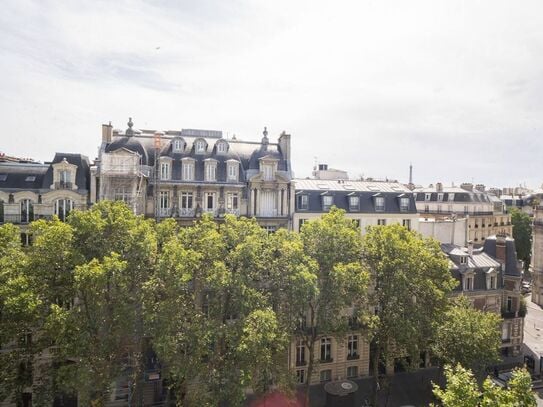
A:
0,0,542,188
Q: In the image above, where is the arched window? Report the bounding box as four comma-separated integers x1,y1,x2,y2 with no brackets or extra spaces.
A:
195,140,206,153
20,199,34,223
217,141,228,154
55,199,73,221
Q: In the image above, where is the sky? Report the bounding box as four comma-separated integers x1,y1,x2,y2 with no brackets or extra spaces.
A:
1,0,542,188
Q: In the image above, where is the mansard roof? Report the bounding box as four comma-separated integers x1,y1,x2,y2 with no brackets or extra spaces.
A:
294,179,417,214
414,186,496,204
483,235,521,277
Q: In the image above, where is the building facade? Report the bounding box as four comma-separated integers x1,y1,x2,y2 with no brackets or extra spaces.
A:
531,208,543,306
0,153,90,243
442,235,524,357
415,183,512,244
92,119,293,230
292,179,419,234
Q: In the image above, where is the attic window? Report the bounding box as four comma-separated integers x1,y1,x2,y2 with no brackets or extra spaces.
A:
459,256,467,265
173,138,184,152
25,176,36,182
217,141,228,154
0,174,7,181
195,140,206,153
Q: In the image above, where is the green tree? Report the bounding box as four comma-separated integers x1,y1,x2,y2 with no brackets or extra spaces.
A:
46,201,158,406
362,224,456,406
432,296,501,374
0,224,40,404
434,364,536,407
145,215,286,406
272,208,370,406
509,208,532,273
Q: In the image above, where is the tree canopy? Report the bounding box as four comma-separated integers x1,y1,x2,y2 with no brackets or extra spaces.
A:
509,207,532,272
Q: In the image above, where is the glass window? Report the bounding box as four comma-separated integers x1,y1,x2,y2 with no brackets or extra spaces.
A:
377,219,386,226
347,335,358,358
320,337,332,361
205,193,215,210
437,193,444,202
54,199,73,222
180,192,193,209
400,197,410,211
20,199,33,223
320,369,332,382
402,219,411,230
160,162,170,180
322,196,333,211
347,366,358,379
159,191,170,216
114,187,130,203
375,196,385,211
297,195,309,210
217,142,228,153
205,163,216,182
226,193,239,210
262,164,273,181
182,162,194,181
296,339,306,366
296,369,306,384
227,163,238,181
463,275,473,291
173,139,183,152
349,196,359,211
195,140,206,153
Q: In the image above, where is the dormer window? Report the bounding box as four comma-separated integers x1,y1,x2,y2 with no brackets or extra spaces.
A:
160,161,171,180
227,161,238,181
322,195,333,211
425,193,431,201
297,194,309,210
195,139,206,154
349,196,359,211
399,197,410,212
262,164,273,181
459,256,467,265
448,193,455,201
463,274,474,291
217,141,228,154
374,196,385,212
437,193,444,202
173,138,184,152
205,160,217,182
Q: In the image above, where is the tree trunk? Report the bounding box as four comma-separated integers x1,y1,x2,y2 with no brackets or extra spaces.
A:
304,337,315,407
371,344,381,407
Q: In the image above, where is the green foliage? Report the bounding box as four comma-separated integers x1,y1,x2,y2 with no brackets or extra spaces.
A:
432,296,501,373
433,364,536,407
363,225,456,363
509,208,532,272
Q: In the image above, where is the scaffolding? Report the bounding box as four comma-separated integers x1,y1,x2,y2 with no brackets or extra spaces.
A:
99,151,151,214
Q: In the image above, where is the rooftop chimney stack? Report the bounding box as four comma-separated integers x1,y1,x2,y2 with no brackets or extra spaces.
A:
468,240,474,257
102,122,113,143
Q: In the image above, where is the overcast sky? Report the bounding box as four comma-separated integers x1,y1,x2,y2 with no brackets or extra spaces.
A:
1,0,542,188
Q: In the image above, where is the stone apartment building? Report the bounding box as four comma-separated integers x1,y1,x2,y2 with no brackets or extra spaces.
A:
0,153,90,243
415,183,512,244
92,119,293,231
442,235,524,357
531,208,543,306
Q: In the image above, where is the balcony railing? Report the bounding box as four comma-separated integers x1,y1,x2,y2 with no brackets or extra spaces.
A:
54,181,73,190
347,353,360,360
179,208,195,217
295,359,307,367
320,357,334,364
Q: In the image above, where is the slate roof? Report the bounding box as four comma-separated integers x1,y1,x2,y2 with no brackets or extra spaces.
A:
294,179,417,214
414,186,493,203
0,153,90,193
483,235,521,276
104,127,290,182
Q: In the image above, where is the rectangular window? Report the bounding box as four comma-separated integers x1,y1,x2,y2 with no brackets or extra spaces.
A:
425,193,431,201
182,162,194,181
298,219,307,230
377,219,386,226
205,193,215,210
296,369,306,384
448,193,455,201
507,296,512,312
424,205,429,213
353,219,361,229
347,335,358,359
227,163,238,181
437,193,444,202
349,196,359,211
159,191,169,216
226,193,239,211
347,366,358,379
320,338,332,362
262,164,273,181
160,162,170,180
180,192,193,209
400,197,410,212
297,195,309,210
375,196,385,211
296,339,306,366
502,323,511,340
437,204,442,213
490,276,496,290
402,219,411,230
114,187,130,203
205,164,217,182
322,196,333,211
464,276,473,291
320,369,332,382
263,225,277,234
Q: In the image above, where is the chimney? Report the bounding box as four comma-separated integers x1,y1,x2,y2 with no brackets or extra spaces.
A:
495,234,507,263
436,182,443,192
460,183,473,191
278,131,291,169
467,240,474,257
102,122,113,143
475,184,485,192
